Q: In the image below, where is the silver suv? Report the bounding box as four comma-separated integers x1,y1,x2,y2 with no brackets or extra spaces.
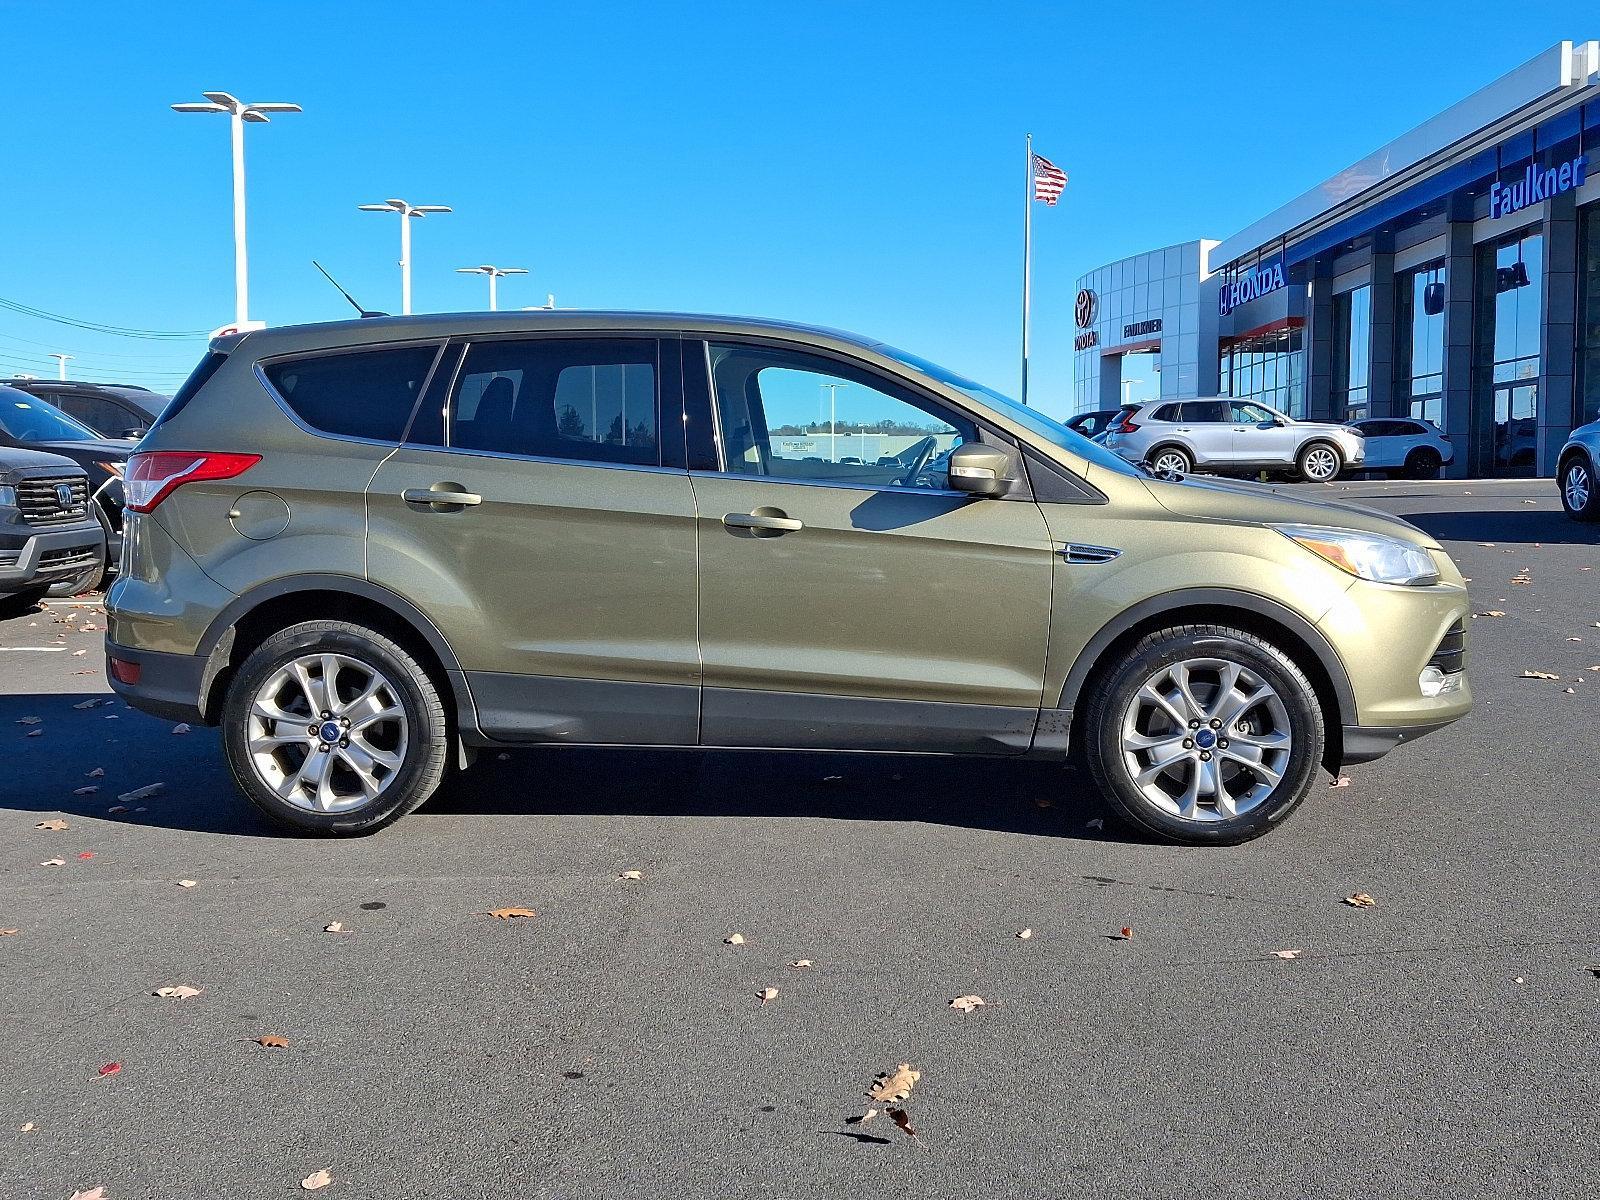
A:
1104,399,1365,482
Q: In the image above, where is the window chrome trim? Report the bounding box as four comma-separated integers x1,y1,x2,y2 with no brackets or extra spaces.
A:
394,438,689,477
687,470,965,499
253,340,449,450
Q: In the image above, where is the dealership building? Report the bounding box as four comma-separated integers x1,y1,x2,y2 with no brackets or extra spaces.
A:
1072,40,1600,477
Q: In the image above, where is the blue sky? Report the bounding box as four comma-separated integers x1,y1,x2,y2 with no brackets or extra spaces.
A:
0,1,1585,415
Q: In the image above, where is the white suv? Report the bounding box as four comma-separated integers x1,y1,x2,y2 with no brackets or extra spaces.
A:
1103,399,1365,482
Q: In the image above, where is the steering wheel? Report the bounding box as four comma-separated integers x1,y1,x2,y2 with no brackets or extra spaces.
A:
893,436,938,488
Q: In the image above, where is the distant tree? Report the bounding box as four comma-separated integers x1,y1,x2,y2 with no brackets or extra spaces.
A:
557,405,586,437
607,414,625,443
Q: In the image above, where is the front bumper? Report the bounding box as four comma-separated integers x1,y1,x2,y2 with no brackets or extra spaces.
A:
104,640,209,724
0,523,106,596
1340,718,1455,765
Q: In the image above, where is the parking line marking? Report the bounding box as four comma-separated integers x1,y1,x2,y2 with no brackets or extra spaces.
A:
0,646,68,652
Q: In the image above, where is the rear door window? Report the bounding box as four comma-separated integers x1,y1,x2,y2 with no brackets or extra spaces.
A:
1182,401,1228,423
262,344,443,442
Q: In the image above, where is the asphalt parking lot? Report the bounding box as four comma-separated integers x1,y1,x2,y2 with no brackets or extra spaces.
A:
2,477,1596,1200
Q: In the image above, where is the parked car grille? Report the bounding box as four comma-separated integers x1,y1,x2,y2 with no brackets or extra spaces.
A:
37,545,99,571
16,475,90,524
1428,620,1467,675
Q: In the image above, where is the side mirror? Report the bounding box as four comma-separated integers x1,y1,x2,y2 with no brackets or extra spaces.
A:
947,443,1014,498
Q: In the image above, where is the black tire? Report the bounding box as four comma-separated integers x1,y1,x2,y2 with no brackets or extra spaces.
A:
1562,455,1600,522
1295,440,1343,483
1404,448,1442,479
1146,445,1193,476
1082,624,1327,846
221,619,449,835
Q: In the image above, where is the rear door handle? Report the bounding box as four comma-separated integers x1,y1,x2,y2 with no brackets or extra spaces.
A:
402,486,482,507
723,510,803,534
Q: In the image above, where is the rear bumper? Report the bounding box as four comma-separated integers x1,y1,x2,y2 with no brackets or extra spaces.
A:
1339,717,1458,765
104,640,208,724
0,523,106,595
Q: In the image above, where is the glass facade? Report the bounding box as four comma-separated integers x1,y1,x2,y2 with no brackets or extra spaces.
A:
1474,230,1543,477
1218,328,1305,416
1394,262,1447,424
1581,204,1600,429
1072,242,1207,414
1332,285,1372,419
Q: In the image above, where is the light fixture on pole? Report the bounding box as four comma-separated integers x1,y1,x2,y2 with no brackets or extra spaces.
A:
455,264,528,312
1121,379,1144,405
48,353,71,381
358,199,452,315
171,91,301,328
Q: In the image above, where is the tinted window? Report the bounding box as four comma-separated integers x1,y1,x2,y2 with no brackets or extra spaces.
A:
264,345,440,442
57,394,136,437
708,342,974,489
1153,404,1181,422
449,338,659,466
153,351,227,431
0,389,100,442
1183,401,1229,422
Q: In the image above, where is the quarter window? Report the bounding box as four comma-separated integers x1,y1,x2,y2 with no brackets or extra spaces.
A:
705,343,974,490
263,345,441,442
449,338,659,466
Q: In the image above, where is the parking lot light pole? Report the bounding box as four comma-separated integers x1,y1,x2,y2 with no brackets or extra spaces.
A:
359,199,452,315
455,265,528,312
171,92,302,327
48,353,71,380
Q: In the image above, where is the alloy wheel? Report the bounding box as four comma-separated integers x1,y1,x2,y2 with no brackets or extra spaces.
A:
1565,462,1591,511
1302,446,1339,481
1118,657,1293,822
1151,451,1189,475
245,652,409,813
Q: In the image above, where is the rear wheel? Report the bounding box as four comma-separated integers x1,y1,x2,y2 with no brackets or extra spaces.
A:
1562,455,1599,522
221,620,449,835
1297,441,1342,483
1404,447,1442,479
1082,625,1326,845
1148,446,1192,476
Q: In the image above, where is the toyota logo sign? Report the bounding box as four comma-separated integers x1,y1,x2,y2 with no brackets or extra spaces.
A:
1074,289,1098,329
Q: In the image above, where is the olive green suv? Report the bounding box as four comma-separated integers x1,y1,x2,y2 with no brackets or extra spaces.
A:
104,314,1471,844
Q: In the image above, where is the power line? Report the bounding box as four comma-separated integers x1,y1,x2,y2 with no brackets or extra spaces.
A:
0,330,205,361
0,295,211,340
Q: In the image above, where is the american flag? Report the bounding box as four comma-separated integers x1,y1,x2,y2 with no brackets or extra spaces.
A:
1032,153,1068,205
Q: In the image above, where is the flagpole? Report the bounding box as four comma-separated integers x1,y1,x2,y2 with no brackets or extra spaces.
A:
1022,133,1033,407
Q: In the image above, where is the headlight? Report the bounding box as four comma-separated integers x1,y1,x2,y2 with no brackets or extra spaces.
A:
1276,524,1440,586
0,484,15,508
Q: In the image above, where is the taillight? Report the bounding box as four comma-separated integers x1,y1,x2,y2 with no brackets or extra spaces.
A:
1115,418,1140,433
124,452,261,513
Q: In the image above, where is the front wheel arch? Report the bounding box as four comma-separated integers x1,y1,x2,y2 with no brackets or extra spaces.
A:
1297,439,1344,481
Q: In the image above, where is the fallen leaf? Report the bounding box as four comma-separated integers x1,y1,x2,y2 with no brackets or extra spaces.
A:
97,1062,120,1077
1273,949,1303,960
153,985,202,999
1344,893,1376,908
69,1189,106,1200
36,819,68,831
25,729,41,738
888,1108,917,1139
1521,670,1561,680
1119,927,1133,940
724,933,744,945
16,716,41,725
790,960,813,969
1085,817,1104,830
485,907,537,920
19,1122,32,1131
171,723,191,734
1565,687,1576,694
77,852,94,860
1568,637,1583,642
617,870,643,880
255,1035,290,1048
106,805,127,815
1017,928,1033,940
177,880,197,888
73,785,99,796
0,929,17,936
848,1109,879,1125
324,922,346,933
1033,796,1054,808
1472,610,1507,618
758,986,778,1004
72,698,108,710
116,783,165,803
1511,574,1532,585
40,858,65,868
72,648,87,656
87,767,104,777
302,1170,333,1191
949,995,986,1013
1329,775,1351,788
868,1063,920,1103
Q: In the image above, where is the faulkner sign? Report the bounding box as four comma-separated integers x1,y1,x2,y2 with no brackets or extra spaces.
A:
1218,259,1287,315
1489,154,1588,220
1122,318,1162,339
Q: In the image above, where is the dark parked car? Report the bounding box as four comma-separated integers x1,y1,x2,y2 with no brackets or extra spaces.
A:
3,378,167,440
0,383,132,587
0,446,106,607
1065,409,1123,440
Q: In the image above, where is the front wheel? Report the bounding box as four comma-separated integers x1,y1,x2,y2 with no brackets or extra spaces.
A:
221,620,449,835
1297,441,1342,483
1082,625,1326,845
1562,456,1599,522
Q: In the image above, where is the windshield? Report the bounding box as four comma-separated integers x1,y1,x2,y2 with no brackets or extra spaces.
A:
0,390,101,442
878,346,1143,477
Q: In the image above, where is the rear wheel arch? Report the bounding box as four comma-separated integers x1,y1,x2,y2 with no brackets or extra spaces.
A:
1058,590,1354,770
195,576,470,730
1146,443,1194,469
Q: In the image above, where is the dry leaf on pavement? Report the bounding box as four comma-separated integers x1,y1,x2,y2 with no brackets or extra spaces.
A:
758,987,778,1004
484,907,537,920
116,783,165,803
36,819,68,831
868,1063,921,1103
790,960,813,969
848,1109,878,1125
73,786,98,795
302,1170,333,1191
1119,927,1133,939
1344,893,1377,907
177,880,197,888
97,1062,120,1077
949,995,986,1013
171,723,191,734
1521,670,1561,680
617,870,643,880
1329,776,1351,788
1472,610,1507,618
69,1189,106,1200
1273,949,1303,959
19,1122,33,1131
255,1035,290,1048
1017,928,1033,939
87,767,104,777
17,716,41,725
0,929,17,936
724,933,744,945
153,985,202,999
888,1108,917,1138
40,858,65,867
324,922,346,933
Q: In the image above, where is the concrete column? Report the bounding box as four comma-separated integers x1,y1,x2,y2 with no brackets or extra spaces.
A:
1098,352,1122,410
1440,220,1477,478
1538,189,1580,477
1304,264,1336,420
1367,249,1399,416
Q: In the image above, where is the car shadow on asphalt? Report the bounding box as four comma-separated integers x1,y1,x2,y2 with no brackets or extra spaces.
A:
2,691,1132,844
1398,508,1599,547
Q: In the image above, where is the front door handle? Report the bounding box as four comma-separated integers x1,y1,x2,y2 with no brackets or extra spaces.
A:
723,510,803,535
402,485,483,508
